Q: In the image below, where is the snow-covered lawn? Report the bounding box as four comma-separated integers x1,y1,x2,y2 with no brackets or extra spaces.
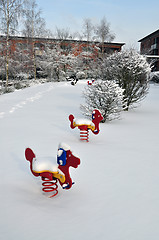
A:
1,80,159,240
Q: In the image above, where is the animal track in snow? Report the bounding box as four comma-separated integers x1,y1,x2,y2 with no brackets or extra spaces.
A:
0,112,5,118
0,82,62,119
0,91,43,118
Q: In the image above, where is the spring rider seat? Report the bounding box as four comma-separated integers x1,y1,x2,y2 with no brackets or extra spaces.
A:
69,109,103,142
25,143,80,198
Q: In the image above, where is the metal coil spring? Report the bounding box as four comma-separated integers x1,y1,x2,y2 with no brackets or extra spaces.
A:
42,178,58,198
80,129,89,142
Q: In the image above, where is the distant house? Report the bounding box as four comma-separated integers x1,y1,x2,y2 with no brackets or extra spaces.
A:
138,29,159,71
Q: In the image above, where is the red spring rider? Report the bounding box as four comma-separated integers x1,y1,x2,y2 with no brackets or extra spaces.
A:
25,143,80,198
87,79,95,85
69,109,103,142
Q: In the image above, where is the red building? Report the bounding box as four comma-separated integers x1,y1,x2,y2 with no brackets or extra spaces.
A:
0,35,124,58
138,29,159,71
0,35,125,80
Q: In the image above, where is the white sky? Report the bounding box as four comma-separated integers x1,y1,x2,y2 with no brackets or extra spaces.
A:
36,0,159,50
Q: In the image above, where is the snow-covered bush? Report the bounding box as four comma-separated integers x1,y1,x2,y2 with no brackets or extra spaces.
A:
80,80,124,122
150,71,159,83
76,71,86,79
36,46,79,82
102,49,151,110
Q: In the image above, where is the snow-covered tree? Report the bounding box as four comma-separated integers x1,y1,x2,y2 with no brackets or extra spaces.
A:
86,58,103,79
80,80,124,122
102,49,151,110
22,0,52,80
0,0,25,90
0,53,5,83
149,71,159,83
10,43,33,80
36,45,78,81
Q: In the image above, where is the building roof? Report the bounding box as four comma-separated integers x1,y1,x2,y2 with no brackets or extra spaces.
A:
138,29,159,42
0,34,125,46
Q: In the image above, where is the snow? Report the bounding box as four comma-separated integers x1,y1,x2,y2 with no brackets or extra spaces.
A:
74,118,94,126
32,156,58,173
58,142,71,151
1,80,159,240
57,149,63,157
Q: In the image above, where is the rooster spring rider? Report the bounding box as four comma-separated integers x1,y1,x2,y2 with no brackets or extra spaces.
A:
25,143,80,198
69,109,103,142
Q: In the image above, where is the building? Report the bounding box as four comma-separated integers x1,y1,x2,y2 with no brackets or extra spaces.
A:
0,35,124,80
0,35,124,58
138,29,159,71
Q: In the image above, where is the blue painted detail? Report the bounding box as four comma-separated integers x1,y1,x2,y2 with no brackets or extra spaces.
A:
57,148,67,166
62,182,75,189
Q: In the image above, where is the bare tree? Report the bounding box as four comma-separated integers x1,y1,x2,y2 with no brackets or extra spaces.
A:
95,17,115,55
83,18,94,42
23,0,51,39
0,0,25,90
81,18,95,78
55,27,71,40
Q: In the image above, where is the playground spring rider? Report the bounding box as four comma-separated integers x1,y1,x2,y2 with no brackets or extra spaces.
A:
25,143,80,198
69,109,103,142
87,79,95,85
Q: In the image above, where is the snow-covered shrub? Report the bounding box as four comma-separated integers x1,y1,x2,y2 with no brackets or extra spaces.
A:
0,85,15,94
36,46,79,82
14,80,31,89
102,49,151,110
150,71,159,83
80,80,124,122
76,71,86,79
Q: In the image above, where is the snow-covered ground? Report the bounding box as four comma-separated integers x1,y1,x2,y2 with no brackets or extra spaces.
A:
1,80,159,240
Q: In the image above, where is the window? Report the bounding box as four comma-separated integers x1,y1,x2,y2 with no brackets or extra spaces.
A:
60,43,72,51
153,37,159,45
16,42,28,50
153,49,158,55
